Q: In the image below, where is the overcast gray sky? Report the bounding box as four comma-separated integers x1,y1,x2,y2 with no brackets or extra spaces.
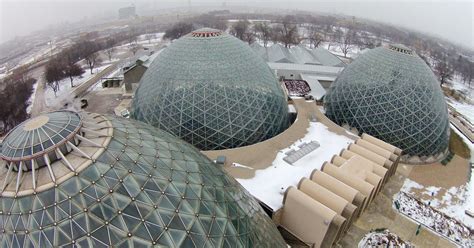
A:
0,0,472,49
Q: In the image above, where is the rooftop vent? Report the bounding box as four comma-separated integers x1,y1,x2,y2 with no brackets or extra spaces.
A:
388,44,414,55
191,28,223,38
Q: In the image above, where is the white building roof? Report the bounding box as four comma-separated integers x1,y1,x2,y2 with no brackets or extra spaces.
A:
252,43,345,67
268,62,343,80
300,74,327,100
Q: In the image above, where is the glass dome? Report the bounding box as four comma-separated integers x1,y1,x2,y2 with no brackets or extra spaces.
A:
0,112,286,247
131,28,289,151
324,45,449,157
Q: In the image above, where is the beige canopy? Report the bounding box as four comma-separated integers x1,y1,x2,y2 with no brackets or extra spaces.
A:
310,170,366,217
281,187,346,248
340,150,389,185
321,162,375,211
361,133,402,155
298,178,357,233
356,139,398,161
348,143,394,172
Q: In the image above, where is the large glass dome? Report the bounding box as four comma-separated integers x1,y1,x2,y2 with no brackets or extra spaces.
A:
131,28,289,151
324,44,449,157
0,111,286,247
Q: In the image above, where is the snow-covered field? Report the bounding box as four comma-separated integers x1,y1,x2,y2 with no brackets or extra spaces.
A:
449,101,474,124
445,76,473,123
396,123,474,246
319,41,361,58
237,121,353,210
449,76,474,101
44,64,111,107
117,32,164,49
394,192,472,247
136,32,164,45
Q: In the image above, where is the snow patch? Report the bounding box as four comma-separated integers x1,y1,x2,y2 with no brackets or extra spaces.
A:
236,121,353,210
44,64,110,108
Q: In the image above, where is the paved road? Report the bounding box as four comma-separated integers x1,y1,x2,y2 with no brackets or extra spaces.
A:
29,66,48,117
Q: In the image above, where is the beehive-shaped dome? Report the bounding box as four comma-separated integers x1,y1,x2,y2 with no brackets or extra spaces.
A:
324,44,449,157
0,111,286,247
131,28,289,151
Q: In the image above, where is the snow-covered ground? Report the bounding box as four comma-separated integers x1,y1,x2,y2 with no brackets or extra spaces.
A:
116,32,164,49
359,229,413,248
236,121,353,210
394,192,472,247
320,41,361,58
449,101,474,124
26,80,39,114
136,32,164,45
397,123,474,246
44,64,111,107
445,76,474,124
448,75,474,102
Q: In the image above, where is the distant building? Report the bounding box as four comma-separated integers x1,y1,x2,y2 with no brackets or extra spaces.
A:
122,54,158,94
251,43,345,98
118,6,136,19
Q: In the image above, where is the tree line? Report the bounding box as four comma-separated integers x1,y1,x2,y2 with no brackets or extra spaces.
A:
44,27,150,96
0,66,35,135
224,12,473,88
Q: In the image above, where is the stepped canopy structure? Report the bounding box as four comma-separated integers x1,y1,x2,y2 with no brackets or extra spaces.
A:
0,111,286,247
131,28,289,151
324,44,449,158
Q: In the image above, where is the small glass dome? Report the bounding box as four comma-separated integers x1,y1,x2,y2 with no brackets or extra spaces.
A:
1,111,81,161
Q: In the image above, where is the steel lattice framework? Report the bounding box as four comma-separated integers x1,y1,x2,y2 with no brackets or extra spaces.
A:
0,111,286,247
324,45,449,157
131,28,289,151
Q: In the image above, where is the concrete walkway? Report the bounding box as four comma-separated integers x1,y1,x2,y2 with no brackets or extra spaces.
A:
202,99,357,179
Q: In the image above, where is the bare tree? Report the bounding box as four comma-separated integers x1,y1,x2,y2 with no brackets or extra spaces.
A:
242,32,256,45
191,14,227,30
103,38,116,62
230,20,250,41
435,59,454,86
0,70,35,134
307,25,324,48
45,60,64,96
276,15,300,48
164,22,194,40
64,64,84,87
84,52,101,74
338,27,358,58
129,43,141,56
328,28,343,51
456,56,473,86
254,22,272,47
105,47,115,61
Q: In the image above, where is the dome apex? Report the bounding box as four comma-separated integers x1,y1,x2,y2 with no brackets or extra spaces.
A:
1,111,82,162
190,27,223,37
